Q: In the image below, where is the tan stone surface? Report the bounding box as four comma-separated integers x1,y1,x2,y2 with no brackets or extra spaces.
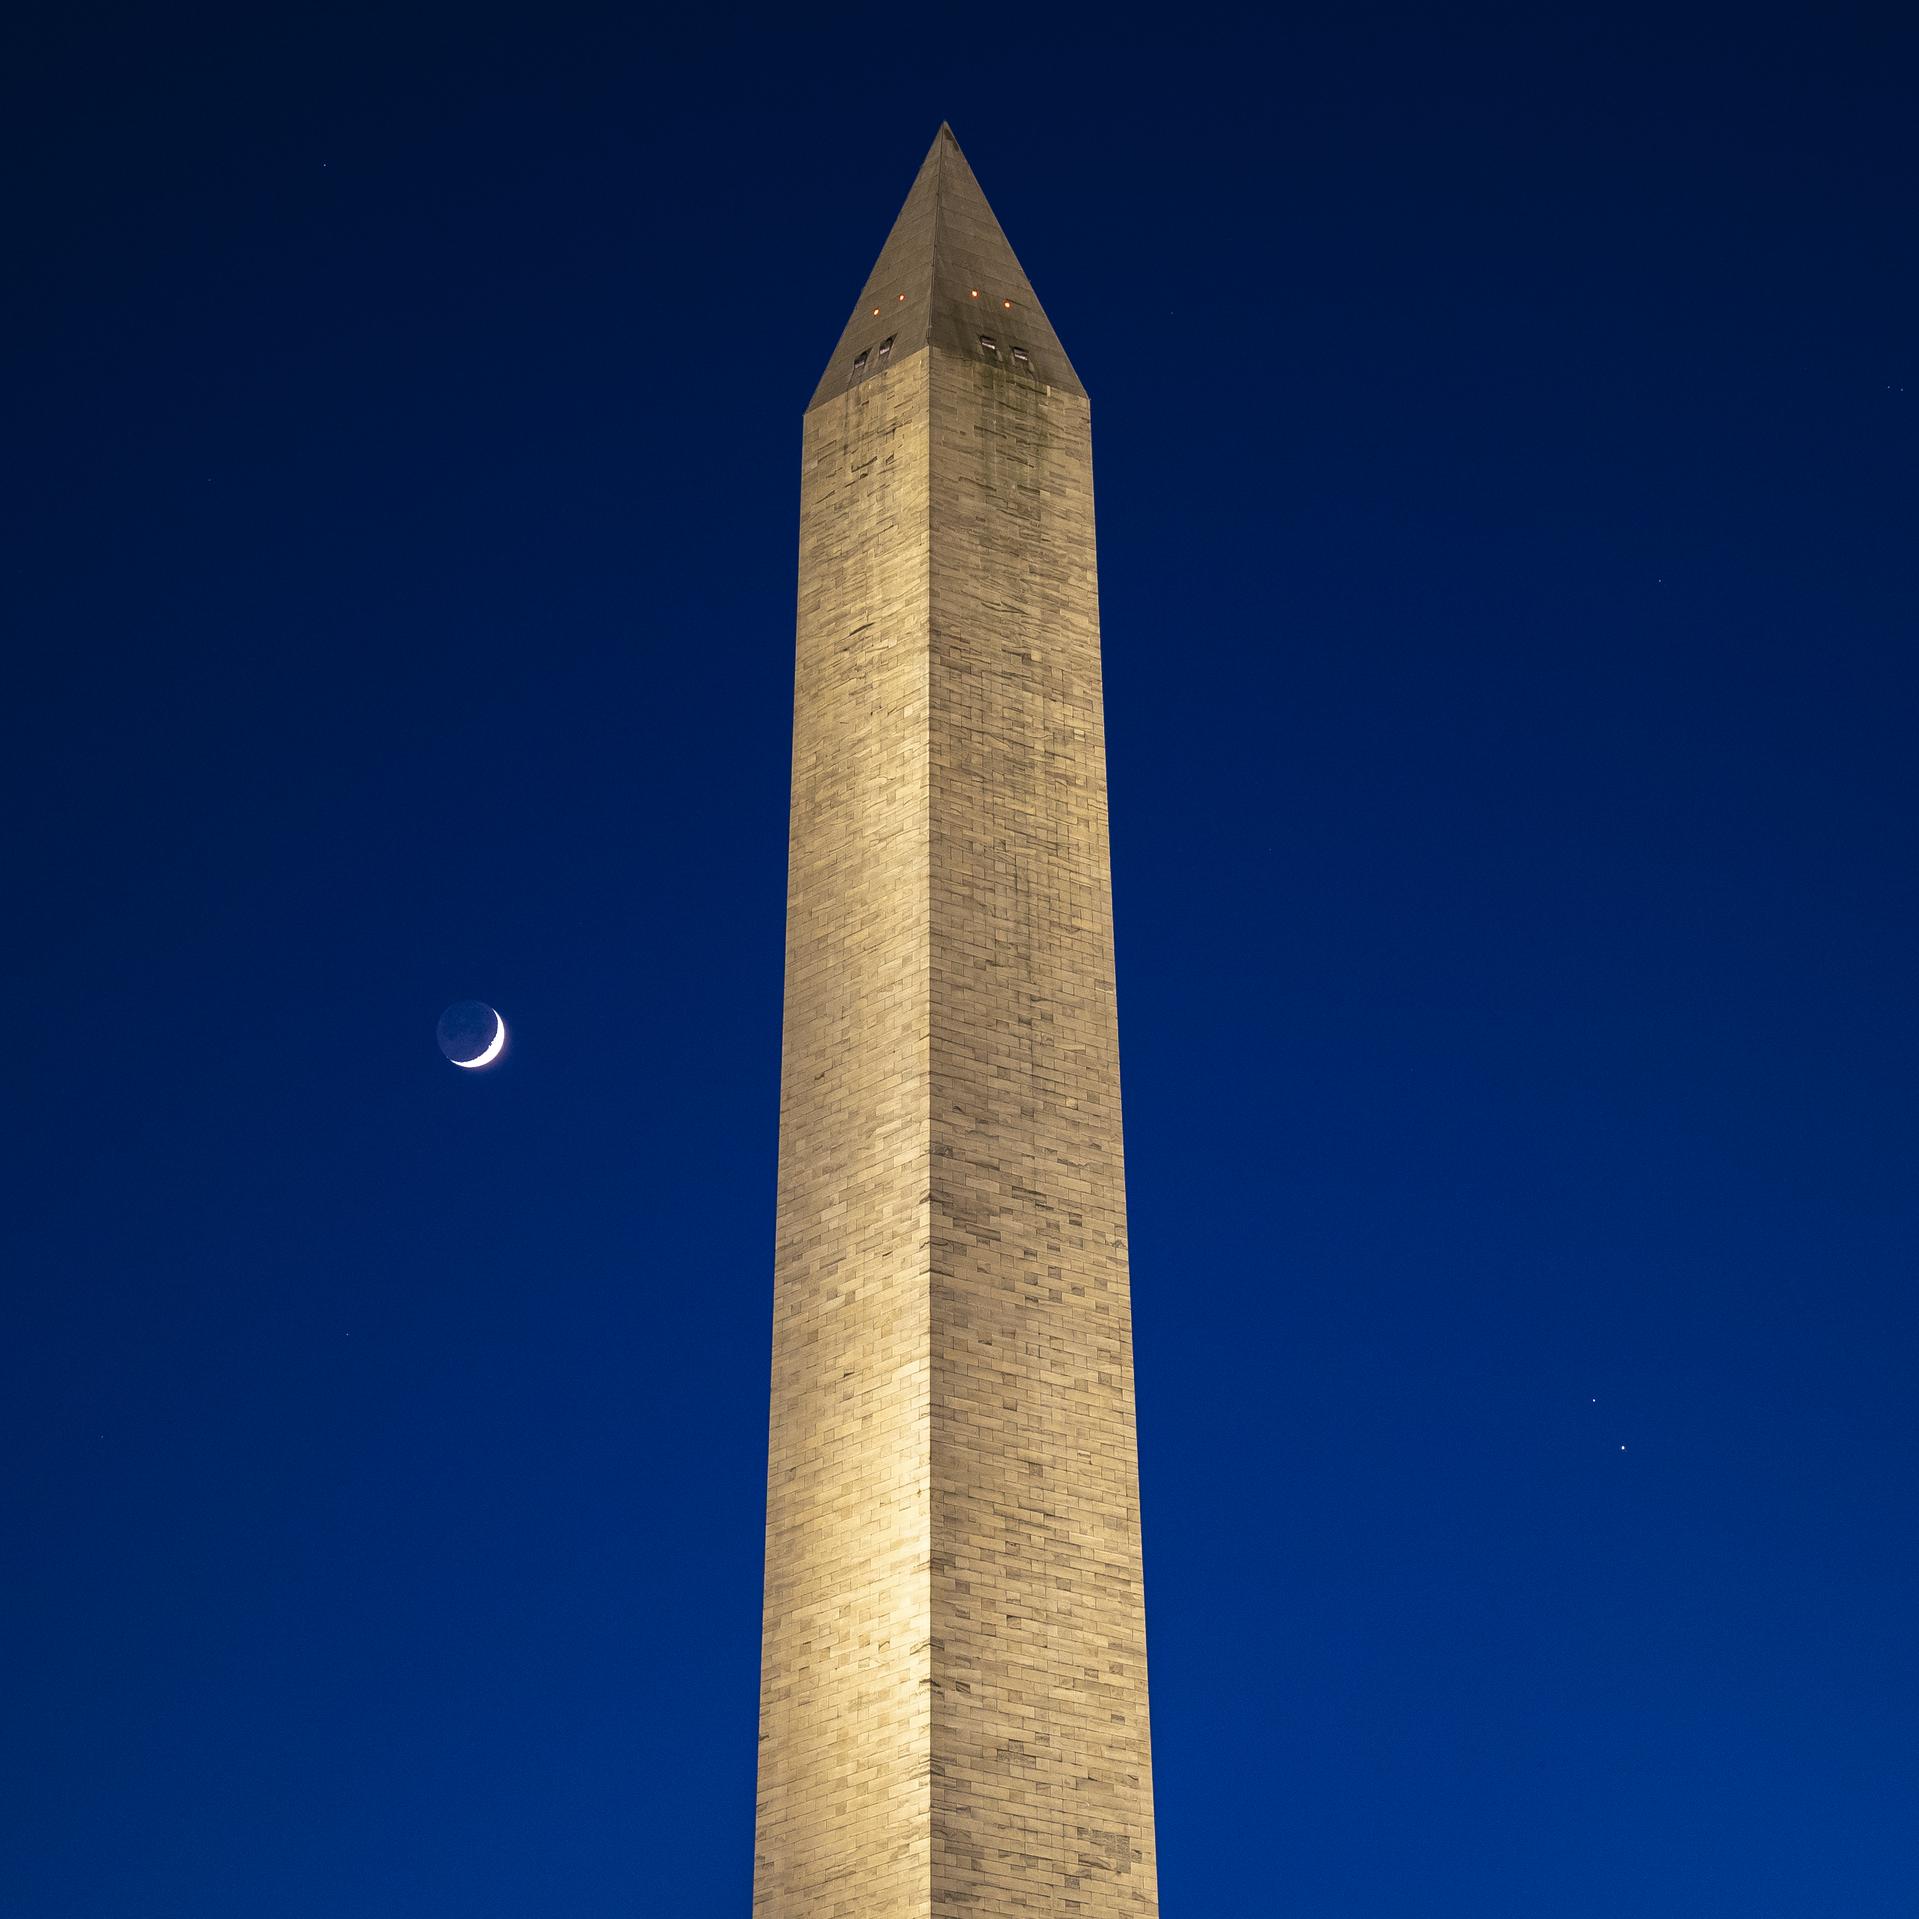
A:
757,127,1156,1919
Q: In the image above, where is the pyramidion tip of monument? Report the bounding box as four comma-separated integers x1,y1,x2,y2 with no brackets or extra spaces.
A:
807,123,1085,411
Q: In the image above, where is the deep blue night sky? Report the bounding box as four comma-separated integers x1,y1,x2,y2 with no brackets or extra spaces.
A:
6,4,1915,1912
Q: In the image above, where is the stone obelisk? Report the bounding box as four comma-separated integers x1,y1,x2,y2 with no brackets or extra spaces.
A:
757,125,1158,1917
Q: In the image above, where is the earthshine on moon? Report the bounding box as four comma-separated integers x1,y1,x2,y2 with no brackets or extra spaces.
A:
437,1000,506,1069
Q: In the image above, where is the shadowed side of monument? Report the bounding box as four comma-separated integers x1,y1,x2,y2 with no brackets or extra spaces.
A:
759,125,1157,1918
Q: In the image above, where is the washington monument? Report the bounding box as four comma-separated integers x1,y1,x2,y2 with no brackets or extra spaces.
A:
756,126,1159,1915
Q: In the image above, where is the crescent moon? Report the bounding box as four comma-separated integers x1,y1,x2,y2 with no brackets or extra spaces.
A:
452,1007,506,1069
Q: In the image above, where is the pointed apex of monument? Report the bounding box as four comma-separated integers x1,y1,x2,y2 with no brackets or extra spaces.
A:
808,124,1084,410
